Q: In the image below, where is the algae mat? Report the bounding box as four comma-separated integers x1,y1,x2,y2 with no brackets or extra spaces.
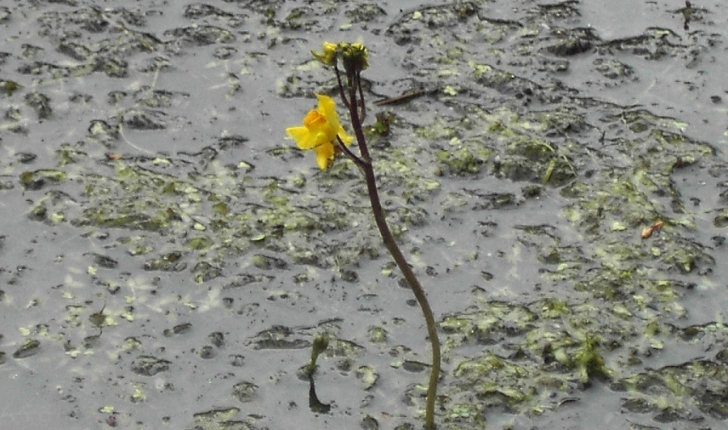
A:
1,1,727,429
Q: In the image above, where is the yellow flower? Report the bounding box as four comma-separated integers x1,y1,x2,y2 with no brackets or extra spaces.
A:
286,94,354,171
311,41,339,66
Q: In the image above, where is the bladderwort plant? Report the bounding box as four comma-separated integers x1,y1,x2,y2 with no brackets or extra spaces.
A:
286,42,441,430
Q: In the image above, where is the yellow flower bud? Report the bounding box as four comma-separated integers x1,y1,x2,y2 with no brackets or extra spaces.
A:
341,42,369,72
311,41,339,67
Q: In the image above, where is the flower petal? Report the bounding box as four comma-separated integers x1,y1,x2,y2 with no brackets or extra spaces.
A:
337,128,354,146
316,94,335,117
303,109,326,128
316,94,342,131
311,41,339,66
314,142,335,170
315,131,332,146
286,126,316,149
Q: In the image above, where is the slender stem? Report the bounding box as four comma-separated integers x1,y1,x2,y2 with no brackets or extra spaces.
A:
342,70,440,430
346,72,370,164
364,160,440,430
337,135,366,173
356,69,366,121
334,66,350,111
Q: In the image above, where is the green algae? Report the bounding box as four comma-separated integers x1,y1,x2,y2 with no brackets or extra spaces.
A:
189,408,257,430
232,382,258,403
1,0,726,429
131,355,171,376
712,208,728,228
367,325,388,344
1,79,21,96
613,359,728,420
25,92,52,119
356,365,379,390
249,325,310,351
436,147,485,176
19,169,67,190
12,338,41,359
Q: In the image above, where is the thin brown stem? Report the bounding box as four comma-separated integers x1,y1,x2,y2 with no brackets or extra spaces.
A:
356,69,366,121
362,162,440,430
373,89,428,106
343,71,440,430
334,66,350,111
336,135,366,172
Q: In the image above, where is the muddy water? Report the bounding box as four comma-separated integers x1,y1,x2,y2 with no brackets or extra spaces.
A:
1,1,727,429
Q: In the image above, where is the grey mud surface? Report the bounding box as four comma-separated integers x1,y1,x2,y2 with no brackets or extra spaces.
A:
1,1,727,429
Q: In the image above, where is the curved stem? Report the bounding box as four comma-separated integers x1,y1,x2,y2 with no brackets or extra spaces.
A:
334,66,350,111
337,135,365,170
363,162,440,430
344,77,440,430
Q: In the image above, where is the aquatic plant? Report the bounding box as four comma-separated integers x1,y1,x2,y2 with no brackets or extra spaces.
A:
287,41,441,430
306,333,330,377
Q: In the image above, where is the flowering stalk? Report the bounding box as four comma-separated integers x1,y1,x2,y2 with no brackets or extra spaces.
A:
288,42,441,430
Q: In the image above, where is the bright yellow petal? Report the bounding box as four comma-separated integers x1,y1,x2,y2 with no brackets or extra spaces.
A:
286,126,306,139
311,42,338,66
286,126,317,149
316,94,343,131
316,94,335,117
314,142,335,170
314,131,331,146
322,42,337,55
337,128,354,146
